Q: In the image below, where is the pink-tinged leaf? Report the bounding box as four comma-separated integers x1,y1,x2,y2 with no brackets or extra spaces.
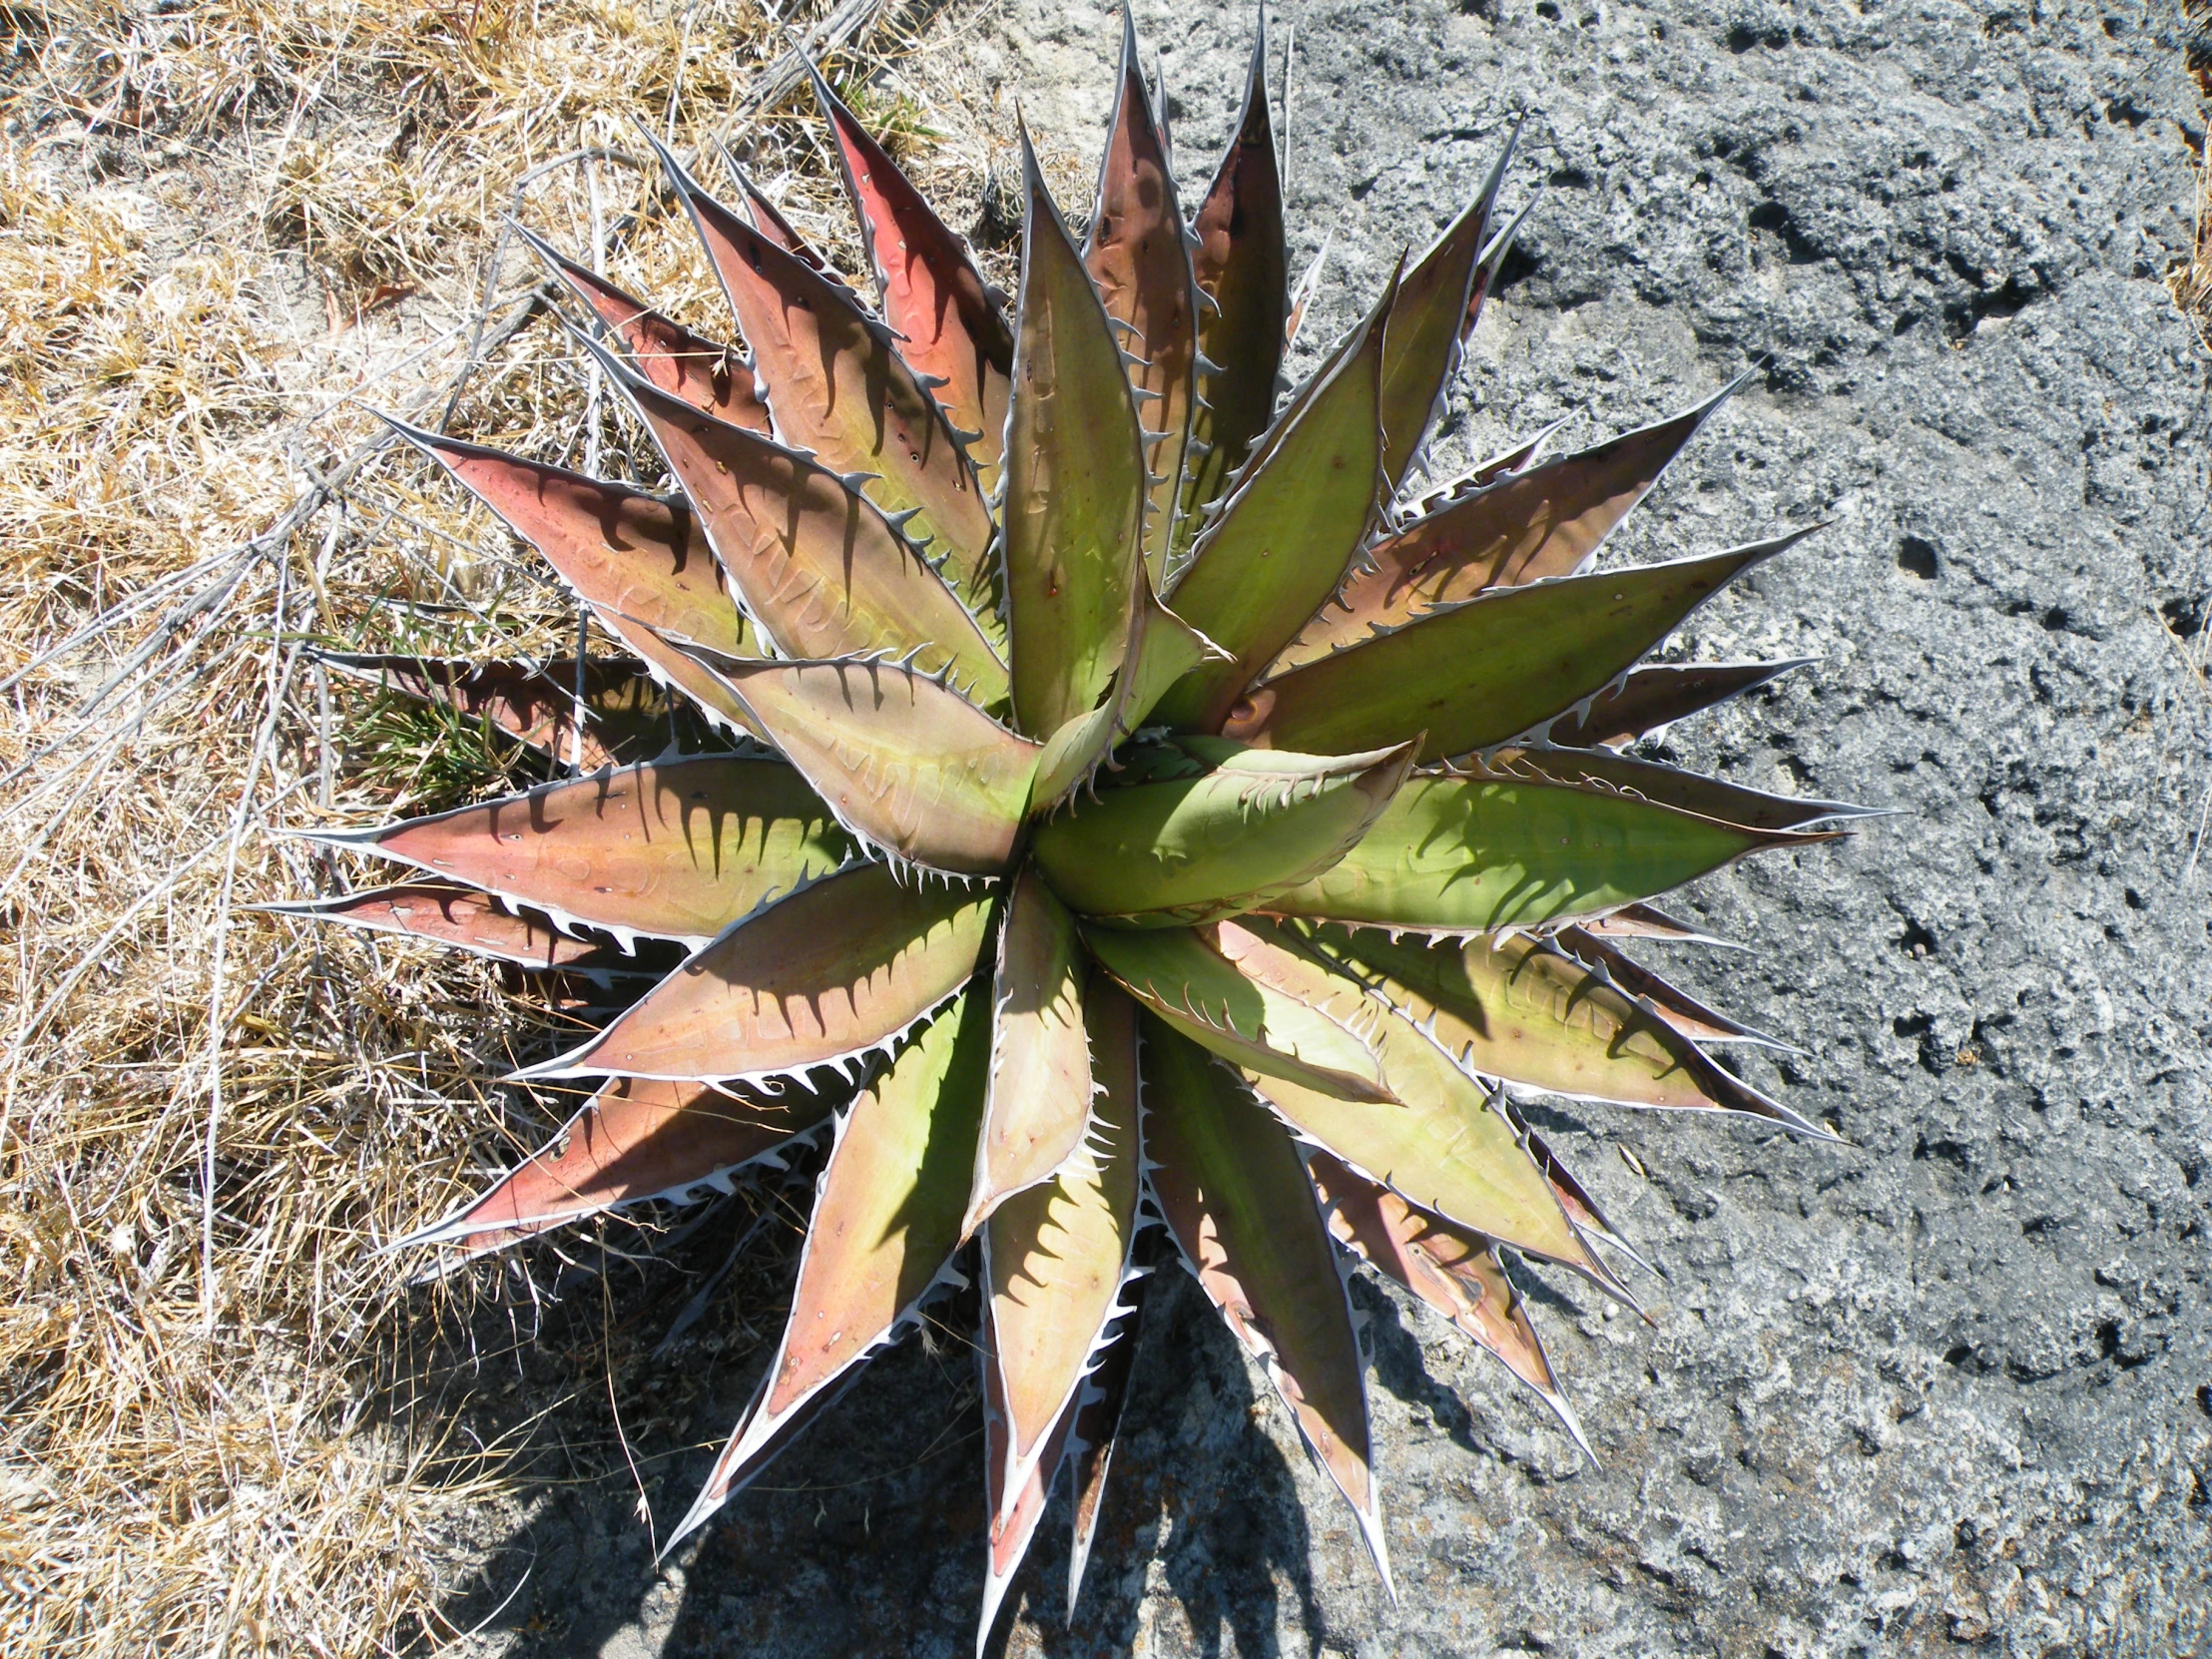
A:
518,224,770,432
390,421,761,739
646,136,999,619
1176,13,1287,558
526,859,993,1085
1498,1102,1641,1264
976,1355,1078,1657
1001,127,1149,740
666,988,990,1551
1543,658,1814,750
964,870,1092,1236
402,1076,831,1255
1154,273,1392,732
574,332,1007,706
1080,920,1394,1105
1230,535,1815,763
1377,131,1516,492
1066,1245,1153,1618
1086,7,1200,579
809,63,1013,492
1307,1150,1590,1457
302,758,852,947
1141,1023,1390,1588
1489,745,1871,832
1578,902,1734,945
258,880,677,976
731,169,831,273
685,654,1038,877
1309,922,1829,1136
318,654,679,771
1552,926,1790,1049
980,976,1141,1509
1281,376,1752,669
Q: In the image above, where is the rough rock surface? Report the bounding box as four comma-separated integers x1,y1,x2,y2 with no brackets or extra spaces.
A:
450,0,2212,1653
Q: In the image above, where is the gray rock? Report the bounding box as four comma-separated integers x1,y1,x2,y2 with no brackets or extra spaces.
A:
452,1,2212,1654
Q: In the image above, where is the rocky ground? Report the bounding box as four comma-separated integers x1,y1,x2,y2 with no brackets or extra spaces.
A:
441,0,2212,1653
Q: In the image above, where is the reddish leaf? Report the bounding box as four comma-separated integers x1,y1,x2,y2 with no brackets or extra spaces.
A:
305,758,853,947
526,860,993,1085
647,136,999,619
519,224,770,432
318,653,679,769
1086,9,1200,579
810,64,1013,491
259,880,674,975
405,1076,830,1255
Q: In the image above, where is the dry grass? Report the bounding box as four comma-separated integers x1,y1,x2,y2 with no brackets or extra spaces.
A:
2177,3,2212,353
0,0,1035,1651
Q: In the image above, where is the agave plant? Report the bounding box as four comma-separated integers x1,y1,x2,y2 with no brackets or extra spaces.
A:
281,9,1860,1644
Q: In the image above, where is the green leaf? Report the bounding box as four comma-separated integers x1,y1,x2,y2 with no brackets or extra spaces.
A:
397,1076,830,1256
519,223,771,433
810,62,1013,493
1377,132,1514,492
666,989,991,1553
1080,918,1393,1103
301,757,853,946
1490,745,1870,831
523,860,993,1084
685,655,1039,877
1543,658,1813,750
1308,1150,1588,1455
1141,1021,1389,1586
1028,589,1222,815
646,135,999,618
259,880,679,977
1032,737,1413,925
1001,126,1149,740
981,974,1140,1514
1228,533,1814,762
1305,922,1826,1133
1176,14,1287,561
1155,274,1391,732
1219,925,1591,1269
1282,377,1751,668
391,421,762,740
1258,771,1821,935
576,330,1007,707
963,870,1092,1235
1087,6,1200,580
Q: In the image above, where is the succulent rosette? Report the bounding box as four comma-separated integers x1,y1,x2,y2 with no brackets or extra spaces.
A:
280,9,1860,1644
